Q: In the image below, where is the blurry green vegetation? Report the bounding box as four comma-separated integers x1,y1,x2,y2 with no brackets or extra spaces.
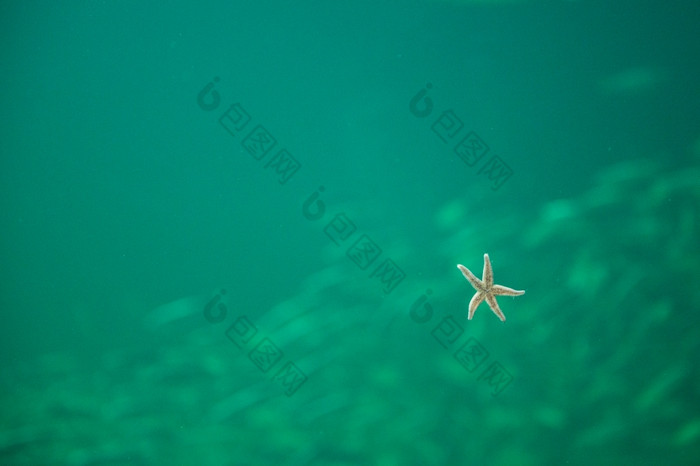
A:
1,156,698,465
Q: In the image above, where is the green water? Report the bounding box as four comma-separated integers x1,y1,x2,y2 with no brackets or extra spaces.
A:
1,1,698,464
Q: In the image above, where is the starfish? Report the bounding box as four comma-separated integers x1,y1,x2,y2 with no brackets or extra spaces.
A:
457,253,524,322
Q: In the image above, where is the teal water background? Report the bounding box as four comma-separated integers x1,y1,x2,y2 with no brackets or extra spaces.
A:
1,1,699,464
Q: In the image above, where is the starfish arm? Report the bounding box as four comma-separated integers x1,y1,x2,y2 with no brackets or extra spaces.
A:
485,295,506,321
468,292,485,319
482,254,494,288
491,285,525,296
457,264,484,291
458,255,524,322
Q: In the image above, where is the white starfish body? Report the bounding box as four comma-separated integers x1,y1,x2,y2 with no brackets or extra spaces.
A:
457,253,525,321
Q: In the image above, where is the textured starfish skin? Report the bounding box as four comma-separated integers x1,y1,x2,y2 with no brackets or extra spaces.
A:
457,254,524,322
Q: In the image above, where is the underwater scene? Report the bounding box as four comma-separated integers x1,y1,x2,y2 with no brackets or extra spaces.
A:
1,1,699,464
